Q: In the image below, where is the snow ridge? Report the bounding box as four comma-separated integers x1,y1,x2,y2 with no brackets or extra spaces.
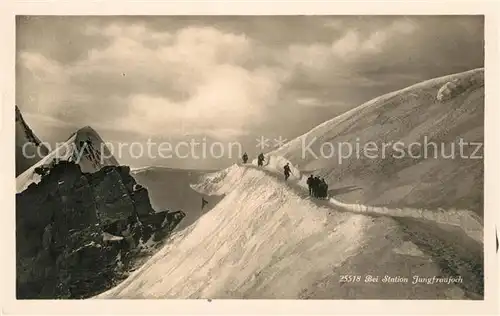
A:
16,126,119,193
195,155,483,245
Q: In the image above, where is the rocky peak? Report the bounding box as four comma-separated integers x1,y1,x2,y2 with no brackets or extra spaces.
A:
16,159,185,299
17,125,120,193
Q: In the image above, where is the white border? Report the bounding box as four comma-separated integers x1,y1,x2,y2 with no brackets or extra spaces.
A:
1,1,498,315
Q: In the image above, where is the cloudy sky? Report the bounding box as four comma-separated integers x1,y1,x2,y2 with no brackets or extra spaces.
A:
16,16,484,168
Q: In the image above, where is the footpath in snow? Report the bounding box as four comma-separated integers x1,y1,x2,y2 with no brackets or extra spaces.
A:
243,155,483,245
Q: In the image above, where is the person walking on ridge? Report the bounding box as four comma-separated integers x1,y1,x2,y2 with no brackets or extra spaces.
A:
283,163,292,181
312,176,321,198
242,152,248,164
318,178,329,199
307,174,314,196
257,153,265,167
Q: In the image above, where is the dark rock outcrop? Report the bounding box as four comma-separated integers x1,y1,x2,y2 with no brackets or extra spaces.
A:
16,160,185,299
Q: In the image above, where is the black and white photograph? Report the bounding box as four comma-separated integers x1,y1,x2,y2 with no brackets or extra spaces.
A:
5,3,498,312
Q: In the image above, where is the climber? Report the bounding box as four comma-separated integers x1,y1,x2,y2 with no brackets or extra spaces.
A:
257,153,265,167
318,178,329,199
312,176,321,198
201,197,209,210
307,174,314,196
283,163,292,181
242,152,249,164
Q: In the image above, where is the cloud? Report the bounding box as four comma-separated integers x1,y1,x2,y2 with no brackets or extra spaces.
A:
296,97,323,107
19,23,286,140
360,19,417,54
287,18,418,69
17,16,483,150
17,52,73,119
331,30,361,56
20,52,65,82
22,112,75,130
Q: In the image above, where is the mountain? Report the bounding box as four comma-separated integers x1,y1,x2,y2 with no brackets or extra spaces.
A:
16,126,186,299
15,106,49,176
16,126,119,193
97,69,484,300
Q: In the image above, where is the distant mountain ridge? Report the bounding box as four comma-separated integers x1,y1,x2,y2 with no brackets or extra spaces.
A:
17,125,119,193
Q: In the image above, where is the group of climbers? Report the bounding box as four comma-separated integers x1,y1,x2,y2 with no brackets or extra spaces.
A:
241,152,265,166
241,152,293,182
245,152,266,167
208,153,329,211
306,175,329,199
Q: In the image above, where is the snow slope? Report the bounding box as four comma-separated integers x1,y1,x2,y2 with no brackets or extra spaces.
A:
245,156,482,244
98,159,483,299
16,126,119,193
96,69,484,299
271,68,484,215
